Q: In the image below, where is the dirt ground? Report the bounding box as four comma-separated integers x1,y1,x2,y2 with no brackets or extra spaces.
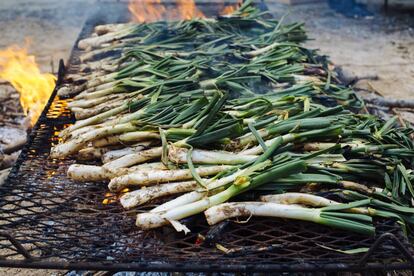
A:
0,0,412,95
0,0,412,100
0,0,94,74
268,0,414,99
0,0,413,275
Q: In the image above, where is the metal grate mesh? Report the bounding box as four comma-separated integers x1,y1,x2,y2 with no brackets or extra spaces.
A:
0,2,413,273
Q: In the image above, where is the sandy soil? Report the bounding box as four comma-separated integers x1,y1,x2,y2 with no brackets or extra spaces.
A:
268,0,414,99
0,0,94,74
0,0,412,94
306,31,414,99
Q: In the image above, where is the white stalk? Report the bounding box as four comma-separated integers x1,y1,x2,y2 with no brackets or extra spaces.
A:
66,71,106,83
293,74,324,85
79,45,128,63
61,125,99,141
260,193,338,207
103,147,162,171
94,23,133,35
92,135,122,147
168,146,256,165
57,85,77,98
340,181,383,194
205,202,320,225
150,191,206,213
74,85,125,100
67,93,129,109
120,180,199,209
77,146,111,161
67,164,108,182
136,198,211,230
78,26,135,49
108,165,233,192
85,73,118,88
79,57,120,72
64,103,129,134
68,162,168,182
93,131,159,148
261,193,371,215
246,42,280,57
77,80,118,96
119,131,160,143
72,101,124,120
302,142,358,151
50,123,136,158
102,145,148,163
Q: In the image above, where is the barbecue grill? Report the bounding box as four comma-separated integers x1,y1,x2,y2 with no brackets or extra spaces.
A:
1,1,414,273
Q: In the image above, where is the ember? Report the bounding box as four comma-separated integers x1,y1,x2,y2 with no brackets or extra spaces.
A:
0,45,56,126
103,188,130,205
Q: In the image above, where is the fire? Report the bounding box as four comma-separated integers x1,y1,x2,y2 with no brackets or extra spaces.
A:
128,0,241,22
129,0,167,23
129,0,204,22
103,188,130,205
0,45,56,126
220,1,243,15
176,0,205,20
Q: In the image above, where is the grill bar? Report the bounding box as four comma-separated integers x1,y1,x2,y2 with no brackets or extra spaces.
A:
0,230,413,272
0,258,414,273
0,1,413,273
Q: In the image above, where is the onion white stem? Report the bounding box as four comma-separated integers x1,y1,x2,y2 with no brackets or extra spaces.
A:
68,162,169,182
204,202,374,235
168,146,256,165
109,165,233,192
120,180,199,209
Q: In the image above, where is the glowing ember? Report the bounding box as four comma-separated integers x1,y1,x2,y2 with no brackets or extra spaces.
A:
128,0,241,22
0,45,56,126
103,188,130,205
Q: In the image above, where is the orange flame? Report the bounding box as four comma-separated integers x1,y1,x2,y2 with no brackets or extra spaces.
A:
103,188,130,205
129,0,167,23
128,0,241,23
0,45,56,126
220,1,243,15
176,0,205,20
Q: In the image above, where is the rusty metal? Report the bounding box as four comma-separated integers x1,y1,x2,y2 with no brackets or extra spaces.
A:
0,232,32,260
0,1,413,273
358,233,414,266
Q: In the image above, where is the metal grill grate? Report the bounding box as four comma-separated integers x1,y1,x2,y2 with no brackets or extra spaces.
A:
0,2,414,273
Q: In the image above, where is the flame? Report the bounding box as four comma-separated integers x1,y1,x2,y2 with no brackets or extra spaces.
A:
103,188,130,205
129,0,167,23
0,45,56,126
128,0,241,23
176,0,205,20
220,1,243,15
